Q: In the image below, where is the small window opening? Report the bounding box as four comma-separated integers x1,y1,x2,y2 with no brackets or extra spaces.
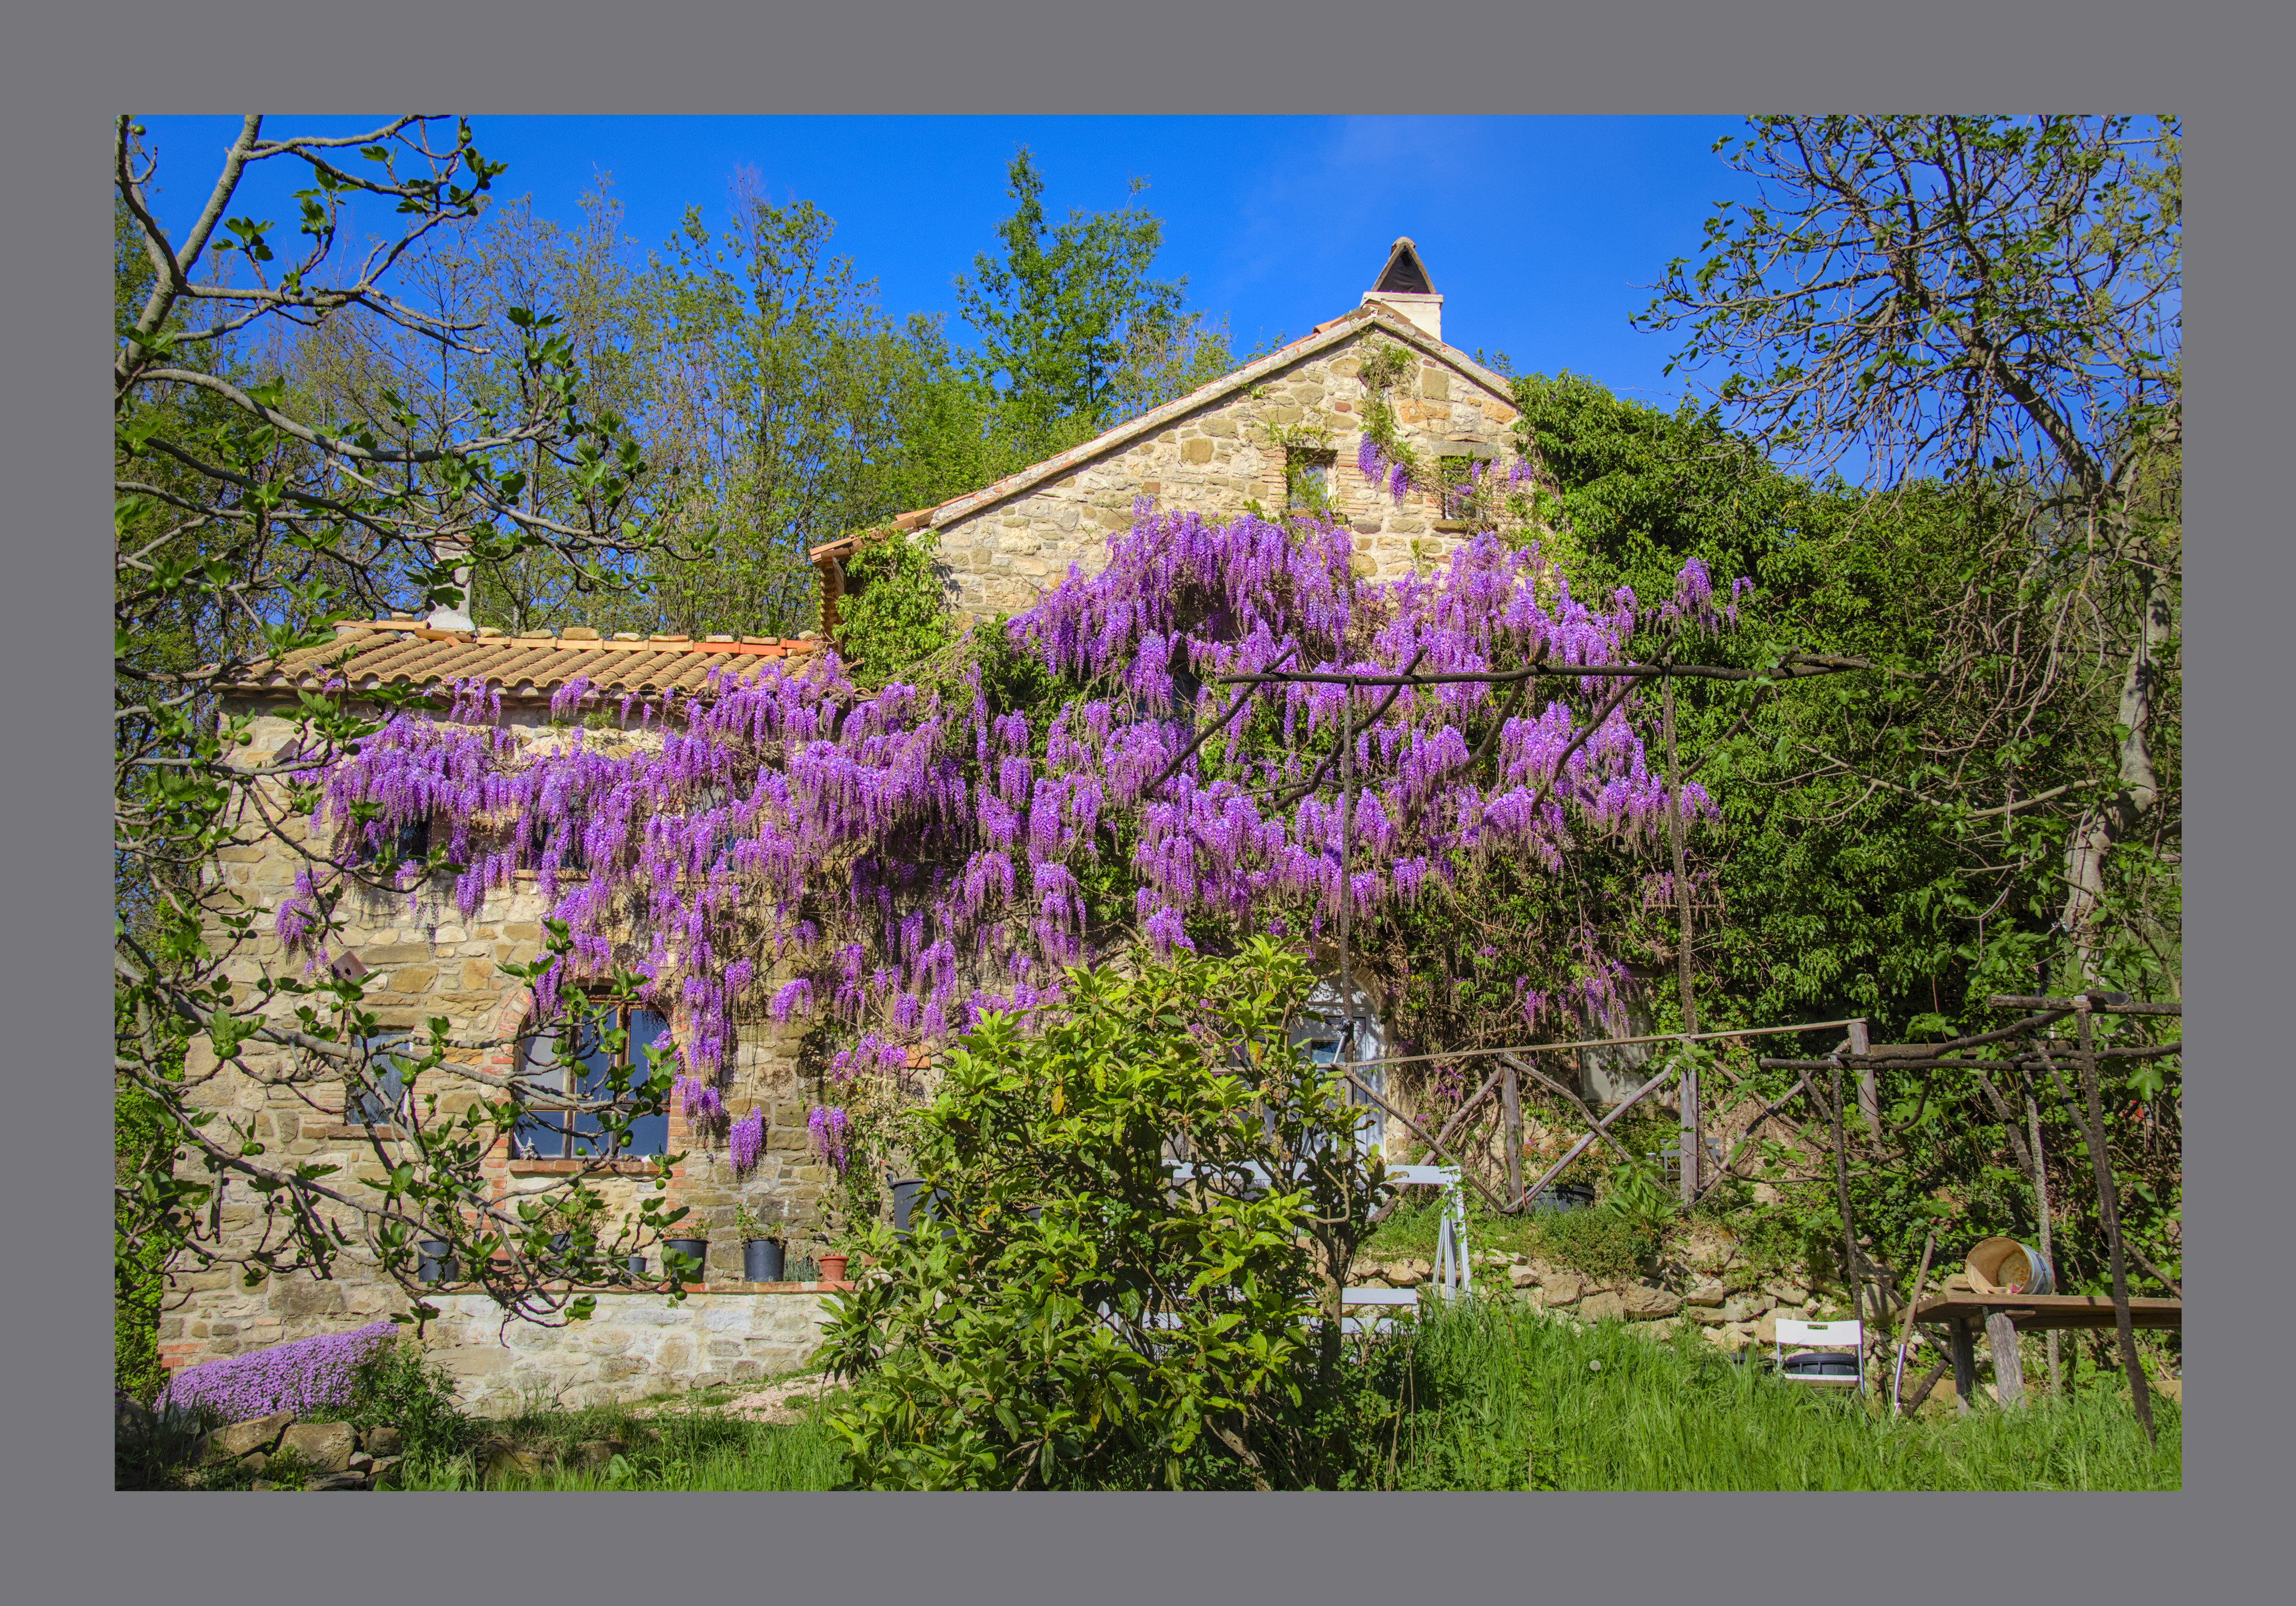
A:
1438,456,1480,522
525,811,588,873
1286,448,1338,516
347,1032,413,1127
512,1003,670,1160
356,815,429,868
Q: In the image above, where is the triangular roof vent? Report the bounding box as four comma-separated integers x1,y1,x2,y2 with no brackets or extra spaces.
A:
1372,237,1435,297
1362,237,1443,340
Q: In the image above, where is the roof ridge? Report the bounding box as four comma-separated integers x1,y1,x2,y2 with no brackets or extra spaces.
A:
810,305,1513,546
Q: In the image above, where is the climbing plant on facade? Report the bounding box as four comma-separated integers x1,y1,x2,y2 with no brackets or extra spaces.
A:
313,490,1755,1180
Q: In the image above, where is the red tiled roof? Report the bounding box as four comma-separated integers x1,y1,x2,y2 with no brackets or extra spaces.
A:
224,622,824,702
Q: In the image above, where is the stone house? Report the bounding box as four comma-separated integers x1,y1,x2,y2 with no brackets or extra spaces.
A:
162,242,1527,1411
810,237,1523,626
172,632,852,1409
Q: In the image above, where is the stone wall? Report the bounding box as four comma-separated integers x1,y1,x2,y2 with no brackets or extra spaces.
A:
419,1288,836,1415
163,702,837,1380
932,322,1521,622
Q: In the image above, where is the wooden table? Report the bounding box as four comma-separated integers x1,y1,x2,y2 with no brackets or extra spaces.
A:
1911,1293,2182,1409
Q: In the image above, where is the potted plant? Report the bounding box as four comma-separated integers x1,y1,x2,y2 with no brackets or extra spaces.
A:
664,1231,710,1287
816,1247,850,1284
736,1203,785,1283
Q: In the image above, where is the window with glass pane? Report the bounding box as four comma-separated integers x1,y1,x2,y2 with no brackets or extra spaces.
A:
347,1032,412,1126
357,816,429,867
513,1004,670,1158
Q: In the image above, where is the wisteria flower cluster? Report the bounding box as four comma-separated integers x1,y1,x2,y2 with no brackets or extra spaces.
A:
808,1104,850,1170
158,1321,395,1422
729,1105,765,1172
300,505,1731,1096
672,1075,726,1126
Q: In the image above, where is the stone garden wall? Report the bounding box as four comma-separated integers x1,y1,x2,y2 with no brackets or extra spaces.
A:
418,1287,838,1414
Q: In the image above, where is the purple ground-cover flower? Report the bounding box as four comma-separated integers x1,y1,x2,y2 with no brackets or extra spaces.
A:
158,1321,395,1422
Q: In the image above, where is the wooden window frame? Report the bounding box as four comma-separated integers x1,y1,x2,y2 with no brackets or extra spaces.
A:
511,1000,672,1161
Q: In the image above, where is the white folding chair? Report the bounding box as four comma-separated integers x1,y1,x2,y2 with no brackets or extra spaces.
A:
1384,1164,1469,1300
1774,1317,1866,1392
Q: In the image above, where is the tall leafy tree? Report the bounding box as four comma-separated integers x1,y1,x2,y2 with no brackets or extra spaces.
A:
115,116,680,1340
1638,115,2181,988
632,173,1018,637
955,148,1234,462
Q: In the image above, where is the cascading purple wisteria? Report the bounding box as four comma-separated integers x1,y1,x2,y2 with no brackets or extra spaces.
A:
1356,432,1412,502
672,1075,725,1126
299,506,1736,1087
808,1104,850,1170
729,1106,764,1172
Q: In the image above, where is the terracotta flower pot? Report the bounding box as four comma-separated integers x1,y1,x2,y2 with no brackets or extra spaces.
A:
817,1254,850,1283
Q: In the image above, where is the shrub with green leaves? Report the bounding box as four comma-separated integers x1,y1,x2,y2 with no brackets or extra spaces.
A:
1534,1206,1659,1286
831,526,957,678
816,939,1393,1489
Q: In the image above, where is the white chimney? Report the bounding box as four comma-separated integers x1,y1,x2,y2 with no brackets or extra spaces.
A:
425,538,475,632
1362,237,1442,343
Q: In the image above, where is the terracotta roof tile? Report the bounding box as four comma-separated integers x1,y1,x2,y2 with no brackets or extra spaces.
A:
225,625,822,703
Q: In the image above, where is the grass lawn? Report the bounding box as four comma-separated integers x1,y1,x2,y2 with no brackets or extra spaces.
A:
387,1296,2175,1492
1394,1297,2178,1491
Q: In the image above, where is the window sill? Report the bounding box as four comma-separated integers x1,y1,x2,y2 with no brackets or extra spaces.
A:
507,1158,672,1176
1432,520,1471,534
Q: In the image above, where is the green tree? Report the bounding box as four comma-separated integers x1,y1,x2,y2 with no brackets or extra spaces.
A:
1638,115,2180,988
954,147,1232,463
633,173,1005,637
115,115,686,1333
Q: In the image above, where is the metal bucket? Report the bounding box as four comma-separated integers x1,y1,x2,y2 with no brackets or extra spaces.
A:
889,1178,928,1235
1967,1237,2055,1297
1527,1182,1596,1215
892,1180,962,1241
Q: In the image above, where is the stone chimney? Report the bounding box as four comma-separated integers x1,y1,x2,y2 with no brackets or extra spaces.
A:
1361,237,1442,342
425,538,475,632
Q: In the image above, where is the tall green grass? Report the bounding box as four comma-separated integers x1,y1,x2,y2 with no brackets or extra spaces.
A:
392,1398,848,1492
387,1298,2175,1492
1395,1296,2179,1491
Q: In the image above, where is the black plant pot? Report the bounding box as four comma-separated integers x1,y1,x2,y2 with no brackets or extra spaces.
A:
664,1239,710,1284
1527,1183,1596,1215
418,1239,457,1285
891,1180,964,1241
626,1254,648,1280
743,1239,786,1283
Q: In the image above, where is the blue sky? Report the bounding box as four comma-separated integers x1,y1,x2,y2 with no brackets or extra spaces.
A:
133,115,1761,410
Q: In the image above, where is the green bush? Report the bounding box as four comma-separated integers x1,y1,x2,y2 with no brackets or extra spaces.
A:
817,939,1394,1490
832,526,956,677
323,1336,475,1465
114,1086,171,1403
1533,1206,1658,1285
